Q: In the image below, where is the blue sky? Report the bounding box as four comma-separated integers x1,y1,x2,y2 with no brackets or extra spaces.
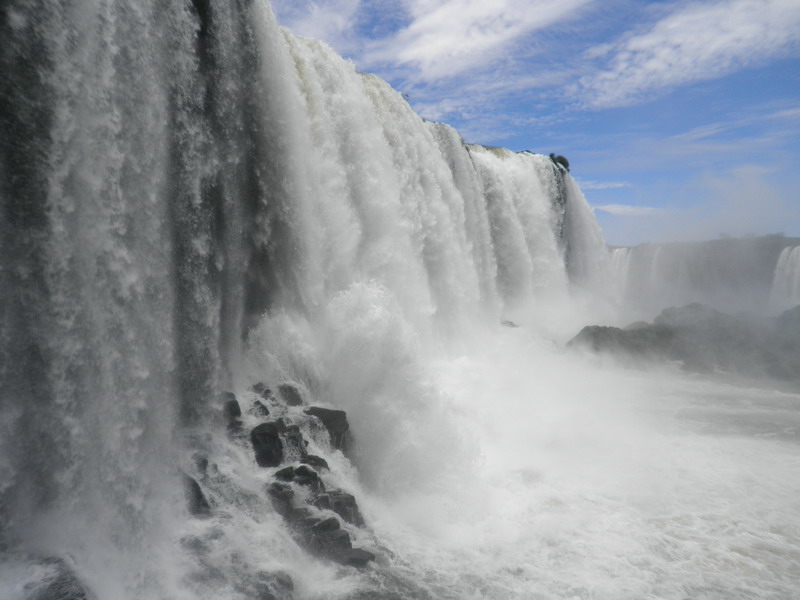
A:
271,0,800,245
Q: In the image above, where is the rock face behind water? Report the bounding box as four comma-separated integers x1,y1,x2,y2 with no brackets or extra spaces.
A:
570,303,800,380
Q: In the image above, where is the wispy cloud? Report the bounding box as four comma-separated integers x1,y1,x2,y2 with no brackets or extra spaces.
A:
579,180,632,190
363,0,593,83
595,204,662,216
579,0,800,108
271,0,363,52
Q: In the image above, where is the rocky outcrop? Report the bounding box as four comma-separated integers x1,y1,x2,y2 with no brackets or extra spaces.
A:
243,383,374,569
569,303,800,380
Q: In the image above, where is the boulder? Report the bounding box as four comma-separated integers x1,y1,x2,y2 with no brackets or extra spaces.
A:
251,422,284,467
311,489,364,527
275,466,295,482
278,383,304,406
183,474,211,516
304,407,349,450
266,482,294,518
301,455,329,471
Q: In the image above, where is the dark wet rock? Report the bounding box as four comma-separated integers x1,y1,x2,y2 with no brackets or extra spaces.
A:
287,507,315,526
301,455,329,470
304,407,349,450
251,422,284,467
343,548,376,568
222,396,242,420
28,559,96,600
266,482,295,518
250,400,270,417
253,382,273,399
275,466,295,481
183,474,211,516
549,152,570,171
252,570,294,600
311,516,340,533
294,465,324,492
312,489,364,527
278,383,304,406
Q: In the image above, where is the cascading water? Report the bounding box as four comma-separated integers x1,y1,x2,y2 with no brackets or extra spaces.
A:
3,1,800,599
770,246,800,313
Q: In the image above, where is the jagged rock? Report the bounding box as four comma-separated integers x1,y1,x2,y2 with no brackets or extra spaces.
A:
293,465,324,492
266,482,294,517
183,474,211,516
304,407,349,450
28,559,96,600
311,489,364,527
278,383,304,406
251,422,284,467
250,400,270,417
301,455,329,471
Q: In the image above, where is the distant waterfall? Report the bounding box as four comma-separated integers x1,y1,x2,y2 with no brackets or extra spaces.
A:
770,246,800,312
610,237,796,320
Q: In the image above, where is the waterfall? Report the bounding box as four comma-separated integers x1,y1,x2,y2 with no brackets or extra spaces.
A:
611,236,796,321
0,1,610,597
770,246,800,313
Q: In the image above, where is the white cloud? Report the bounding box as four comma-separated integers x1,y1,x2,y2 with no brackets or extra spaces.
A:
595,204,662,216
270,0,362,51
364,0,593,82
579,0,800,108
579,180,633,190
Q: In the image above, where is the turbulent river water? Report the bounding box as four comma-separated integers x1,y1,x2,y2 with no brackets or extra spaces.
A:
1,1,799,599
